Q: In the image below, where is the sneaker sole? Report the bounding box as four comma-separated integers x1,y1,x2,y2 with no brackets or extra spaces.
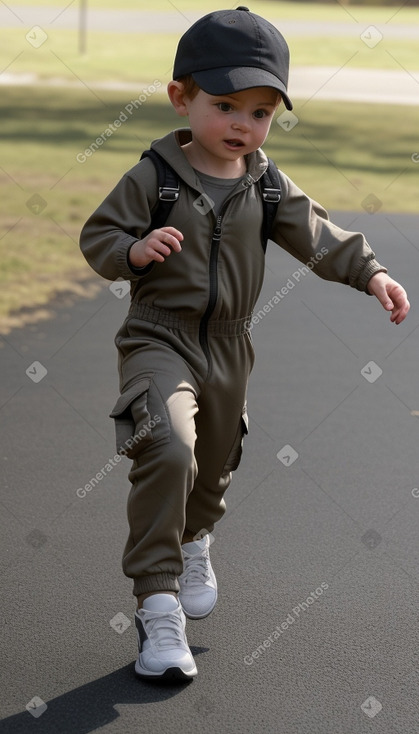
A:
135,661,197,683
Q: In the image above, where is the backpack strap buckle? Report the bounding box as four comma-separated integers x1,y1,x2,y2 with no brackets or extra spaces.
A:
262,187,281,203
158,186,180,201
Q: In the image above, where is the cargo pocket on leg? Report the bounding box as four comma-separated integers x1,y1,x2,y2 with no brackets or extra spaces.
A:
222,406,249,474
109,377,157,459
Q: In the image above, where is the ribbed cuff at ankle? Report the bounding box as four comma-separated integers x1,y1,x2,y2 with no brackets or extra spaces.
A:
133,572,179,596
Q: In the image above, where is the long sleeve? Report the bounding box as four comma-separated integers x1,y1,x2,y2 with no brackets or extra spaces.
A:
79,158,158,282
271,171,387,293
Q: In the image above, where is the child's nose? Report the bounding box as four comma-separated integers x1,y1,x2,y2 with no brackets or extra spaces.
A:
231,114,251,132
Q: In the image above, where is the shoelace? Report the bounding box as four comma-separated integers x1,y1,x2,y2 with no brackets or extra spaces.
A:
142,609,186,650
182,551,209,586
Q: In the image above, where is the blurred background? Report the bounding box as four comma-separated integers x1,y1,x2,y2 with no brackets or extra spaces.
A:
1,0,418,333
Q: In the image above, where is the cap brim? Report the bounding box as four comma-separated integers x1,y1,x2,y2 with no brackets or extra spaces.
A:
192,66,293,110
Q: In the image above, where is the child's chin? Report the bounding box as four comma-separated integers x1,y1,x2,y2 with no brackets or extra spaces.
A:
222,144,246,157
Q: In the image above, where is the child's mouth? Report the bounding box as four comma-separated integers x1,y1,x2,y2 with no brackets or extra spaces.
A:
224,139,244,148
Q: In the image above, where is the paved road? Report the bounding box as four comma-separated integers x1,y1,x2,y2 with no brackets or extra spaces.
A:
1,211,419,733
2,6,419,37
1,66,418,106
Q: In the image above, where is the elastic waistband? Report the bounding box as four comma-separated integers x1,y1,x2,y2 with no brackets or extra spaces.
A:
128,302,251,336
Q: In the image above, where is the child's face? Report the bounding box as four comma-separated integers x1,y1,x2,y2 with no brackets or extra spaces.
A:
171,85,280,171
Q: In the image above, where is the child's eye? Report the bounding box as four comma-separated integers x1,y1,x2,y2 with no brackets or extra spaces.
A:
217,102,233,112
253,109,268,119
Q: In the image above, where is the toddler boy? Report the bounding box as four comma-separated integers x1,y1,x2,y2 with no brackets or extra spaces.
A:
80,7,409,682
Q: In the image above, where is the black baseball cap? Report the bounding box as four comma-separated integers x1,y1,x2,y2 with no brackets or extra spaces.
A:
173,6,293,110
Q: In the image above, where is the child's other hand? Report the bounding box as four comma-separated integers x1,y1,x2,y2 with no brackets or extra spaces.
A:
129,227,183,268
367,272,410,324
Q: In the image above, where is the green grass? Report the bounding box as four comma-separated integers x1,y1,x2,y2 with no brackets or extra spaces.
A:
1,29,178,84
1,27,418,90
2,21,418,90
289,35,419,69
2,0,419,87
9,0,419,23
1,82,418,326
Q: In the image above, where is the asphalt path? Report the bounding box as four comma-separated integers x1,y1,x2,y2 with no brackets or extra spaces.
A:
1,66,418,106
2,6,419,38
1,210,419,733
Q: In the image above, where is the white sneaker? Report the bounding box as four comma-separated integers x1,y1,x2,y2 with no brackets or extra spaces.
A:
179,536,217,619
135,594,197,681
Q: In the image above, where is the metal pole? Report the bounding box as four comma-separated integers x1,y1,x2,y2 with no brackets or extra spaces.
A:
79,0,87,54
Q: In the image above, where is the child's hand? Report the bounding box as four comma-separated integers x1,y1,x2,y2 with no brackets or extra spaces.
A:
367,272,410,324
129,227,183,268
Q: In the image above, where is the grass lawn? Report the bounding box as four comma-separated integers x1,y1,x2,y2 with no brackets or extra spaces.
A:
1,26,419,86
1,84,417,329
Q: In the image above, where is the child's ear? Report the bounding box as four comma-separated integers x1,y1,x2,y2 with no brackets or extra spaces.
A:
167,81,189,117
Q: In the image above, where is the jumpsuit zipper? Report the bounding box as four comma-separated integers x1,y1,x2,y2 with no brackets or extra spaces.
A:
198,175,253,373
199,212,223,370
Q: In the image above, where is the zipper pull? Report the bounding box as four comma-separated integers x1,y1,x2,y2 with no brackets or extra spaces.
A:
213,215,222,241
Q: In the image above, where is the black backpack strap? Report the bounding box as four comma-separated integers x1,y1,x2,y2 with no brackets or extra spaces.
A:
260,158,281,252
139,148,279,252
139,148,180,236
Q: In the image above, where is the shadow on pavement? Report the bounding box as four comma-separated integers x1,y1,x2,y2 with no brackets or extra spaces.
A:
0,647,208,734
